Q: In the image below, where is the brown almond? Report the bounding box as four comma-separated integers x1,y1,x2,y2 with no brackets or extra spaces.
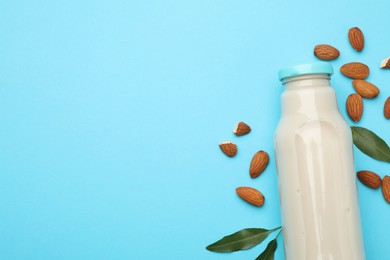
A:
384,97,390,119
314,44,340,61
380,57,390,69
340,62,369,79
357,170,382,189
346,94,363,122
249,151,269,178
233,122,251,136
382,176,390,204
352,80,379,99
236,187,265,207
219,142,237,157
348,27,364,52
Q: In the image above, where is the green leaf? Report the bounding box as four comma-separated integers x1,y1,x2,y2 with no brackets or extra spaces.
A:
255,238,278,260
351,126,390,162
205,227,281,253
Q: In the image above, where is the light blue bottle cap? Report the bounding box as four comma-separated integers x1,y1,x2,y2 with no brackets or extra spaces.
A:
278,62,334,81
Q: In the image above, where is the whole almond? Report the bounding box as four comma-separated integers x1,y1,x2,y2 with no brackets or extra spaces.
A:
348,27,364,52
233,122,251,136
236,187,265,207
249,151,269,178
314,44,340,61
340,62,369,79
346,94,363,122
357,170,382,189
384,97,390,119
382,176,390,204
352,80,379,99
380,57,390,69
219,142,237,157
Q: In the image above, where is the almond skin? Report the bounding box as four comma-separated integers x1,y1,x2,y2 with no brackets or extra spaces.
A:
382,176,390,204
346,94,363,122
384,97,390,119
380,57,390,69
357,170,382,189
340,62,369,79
233,122,251,136
249,151,269,178
314,44,340,61
236,187,265,207
219,142,237,157
348,27,364,52
352,80,379,99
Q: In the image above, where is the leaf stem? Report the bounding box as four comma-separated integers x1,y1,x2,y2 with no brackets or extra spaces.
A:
275,228,282,238
270,226,282,233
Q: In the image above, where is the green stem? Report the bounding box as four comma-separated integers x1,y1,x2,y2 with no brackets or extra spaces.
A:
275,228,283,238
270,226,282,233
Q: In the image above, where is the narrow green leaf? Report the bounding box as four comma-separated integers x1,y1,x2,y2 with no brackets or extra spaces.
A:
255,238,278,260
206,227,281,253
351,126,390,162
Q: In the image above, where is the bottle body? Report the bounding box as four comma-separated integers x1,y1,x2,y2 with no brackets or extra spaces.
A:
274,75,365,259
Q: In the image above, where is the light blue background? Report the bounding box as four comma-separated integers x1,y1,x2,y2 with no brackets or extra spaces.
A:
1,0,389,259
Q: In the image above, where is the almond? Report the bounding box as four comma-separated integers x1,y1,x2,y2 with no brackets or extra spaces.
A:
340,62,369,79
348,27,364,52
382,176,390,204
233,122,251,136
249,151,269,178
380,57,390,69
357,170,382,189
314,44,340,60
346,94,363,122
219,142,237,157
236,187,265,207
384,97,390,119
352,80,379,99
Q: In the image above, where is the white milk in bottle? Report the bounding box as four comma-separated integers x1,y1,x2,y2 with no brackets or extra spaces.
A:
274,62,365,260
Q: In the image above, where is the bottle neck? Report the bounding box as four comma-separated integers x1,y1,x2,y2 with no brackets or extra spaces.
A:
282,74,331,89
281,74,338,117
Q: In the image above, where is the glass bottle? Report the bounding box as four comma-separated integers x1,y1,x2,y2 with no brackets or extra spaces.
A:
274,62,365,260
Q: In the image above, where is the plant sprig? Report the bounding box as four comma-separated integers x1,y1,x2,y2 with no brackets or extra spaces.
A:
206,226,282,259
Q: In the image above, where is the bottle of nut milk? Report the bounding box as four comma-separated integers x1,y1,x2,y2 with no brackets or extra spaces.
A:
274,62,365,260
